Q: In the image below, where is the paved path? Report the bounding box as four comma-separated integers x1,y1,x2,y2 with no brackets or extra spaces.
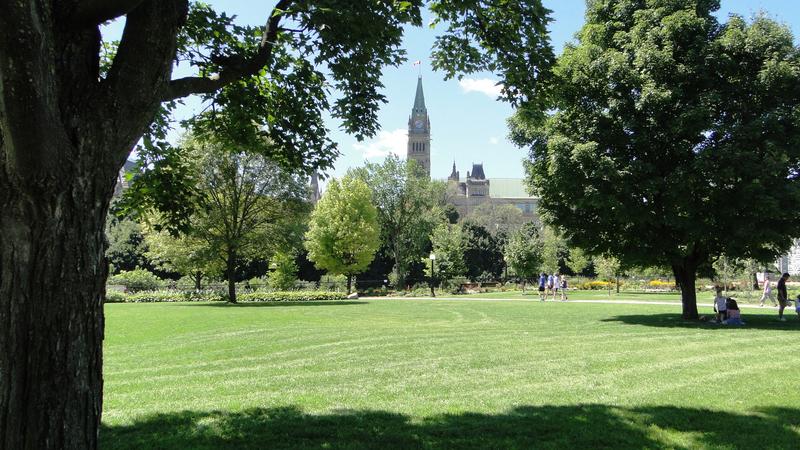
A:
362,296,784,310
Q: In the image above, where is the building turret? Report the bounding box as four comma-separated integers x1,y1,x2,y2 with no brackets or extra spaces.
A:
406,76,431,177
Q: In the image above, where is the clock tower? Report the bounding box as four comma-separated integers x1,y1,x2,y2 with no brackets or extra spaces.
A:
407,76,431,177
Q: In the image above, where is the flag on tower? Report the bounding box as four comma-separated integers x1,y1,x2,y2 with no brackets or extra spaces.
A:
412,60,421,66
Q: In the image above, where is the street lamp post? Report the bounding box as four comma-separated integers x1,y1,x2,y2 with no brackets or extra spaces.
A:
429,253,436,297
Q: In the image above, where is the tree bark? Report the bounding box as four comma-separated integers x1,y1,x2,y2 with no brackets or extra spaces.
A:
0,175,110,449
226,250,237,303
672,262,699,320
194,271,202,290
346,274,352,295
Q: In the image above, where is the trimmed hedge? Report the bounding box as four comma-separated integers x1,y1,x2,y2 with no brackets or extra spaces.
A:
238,291,347,302
104,290,346,303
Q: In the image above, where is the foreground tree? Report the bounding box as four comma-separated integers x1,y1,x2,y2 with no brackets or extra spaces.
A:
426,223,467,287
517,0,800,318
351,157,446,287
142,221,220,289
0,0,553,445
461,221,504,281
305,177,381,294
192,141,309,303
504,223,542,292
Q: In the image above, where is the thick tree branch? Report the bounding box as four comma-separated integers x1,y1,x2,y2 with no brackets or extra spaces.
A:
0,0,72,187
100,0,188,166
70,0,148,25
163,0,293,101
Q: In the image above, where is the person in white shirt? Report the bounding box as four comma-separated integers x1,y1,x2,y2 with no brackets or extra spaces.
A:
714,286,728,323
552,273,560,301
759,274,777,307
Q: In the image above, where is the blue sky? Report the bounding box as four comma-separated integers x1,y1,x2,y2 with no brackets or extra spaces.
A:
105,1,800,181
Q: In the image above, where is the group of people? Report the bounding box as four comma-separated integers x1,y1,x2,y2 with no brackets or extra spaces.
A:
537,273,568,301
758,272,798,321
714,272,800,324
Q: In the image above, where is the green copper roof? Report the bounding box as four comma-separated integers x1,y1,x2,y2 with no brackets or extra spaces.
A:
489,178,535,199
413,76,426,113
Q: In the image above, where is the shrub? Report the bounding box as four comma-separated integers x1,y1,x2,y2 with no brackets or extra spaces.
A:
268,252,299,290
579,280,611,290
648,280,675,290
108,268,164,292
319,274,347,291
238,291,347,302
105,290,126,303
125,290,225,303
295,280,319,291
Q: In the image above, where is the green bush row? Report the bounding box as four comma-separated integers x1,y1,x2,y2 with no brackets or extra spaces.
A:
238,291,347,302
105,290,223,303
105,290,346,303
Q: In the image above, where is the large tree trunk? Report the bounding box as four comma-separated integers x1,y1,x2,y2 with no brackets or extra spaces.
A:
0,175,111,449
194,271,203,290
1,0,189,447
672,262,699,320
226,250,237,303
346,274,353,294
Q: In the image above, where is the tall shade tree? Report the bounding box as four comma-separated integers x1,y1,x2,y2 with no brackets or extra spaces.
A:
191,140,309,303
516,0,800,318
426,223,467,285
305,176,381,294
142,221,220,290
504,223,542,292
351,156,447,287
461,221,504,281
0,0,553,445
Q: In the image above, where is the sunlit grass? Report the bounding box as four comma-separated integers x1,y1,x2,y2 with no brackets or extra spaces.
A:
101,299,800,449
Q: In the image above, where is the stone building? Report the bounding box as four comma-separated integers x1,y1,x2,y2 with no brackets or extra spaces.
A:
405,77,538,220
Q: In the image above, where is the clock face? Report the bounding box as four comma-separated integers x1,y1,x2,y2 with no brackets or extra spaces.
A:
414,119,423,129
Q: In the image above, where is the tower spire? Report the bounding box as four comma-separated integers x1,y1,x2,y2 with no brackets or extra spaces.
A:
413,76,426,114
407,76,431,178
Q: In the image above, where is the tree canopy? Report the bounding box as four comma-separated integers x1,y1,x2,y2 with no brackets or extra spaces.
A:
516,0,800,318
504,223,542,291
350,156,446,287
305,176,381,293
1,0,554,446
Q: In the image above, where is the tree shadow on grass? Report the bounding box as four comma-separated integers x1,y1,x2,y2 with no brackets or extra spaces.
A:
100,404,800,449
602,313,799,330
182,301,368,308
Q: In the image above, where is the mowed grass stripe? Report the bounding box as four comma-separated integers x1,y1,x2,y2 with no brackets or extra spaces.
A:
101,300,800,449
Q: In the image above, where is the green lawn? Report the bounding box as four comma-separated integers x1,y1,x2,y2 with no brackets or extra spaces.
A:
423,289,774,303
101,299,800,449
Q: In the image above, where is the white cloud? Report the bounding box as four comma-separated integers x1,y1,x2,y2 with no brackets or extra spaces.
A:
354,128,407,159
458,78,503,98
489,137,500,145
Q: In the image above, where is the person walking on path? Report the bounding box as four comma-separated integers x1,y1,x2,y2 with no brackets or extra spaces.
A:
777,273,790,321
538,273,547,301
760,274,777,307
546,273,554,301
551,273,560,301
560,276,568,301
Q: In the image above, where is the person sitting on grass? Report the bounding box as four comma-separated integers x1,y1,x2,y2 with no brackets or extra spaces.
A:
777,272,790,322
795,294,800,321
725,297,744,326
713,286,727,324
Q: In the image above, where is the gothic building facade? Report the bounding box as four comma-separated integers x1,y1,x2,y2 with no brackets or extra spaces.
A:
406,77,538,220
